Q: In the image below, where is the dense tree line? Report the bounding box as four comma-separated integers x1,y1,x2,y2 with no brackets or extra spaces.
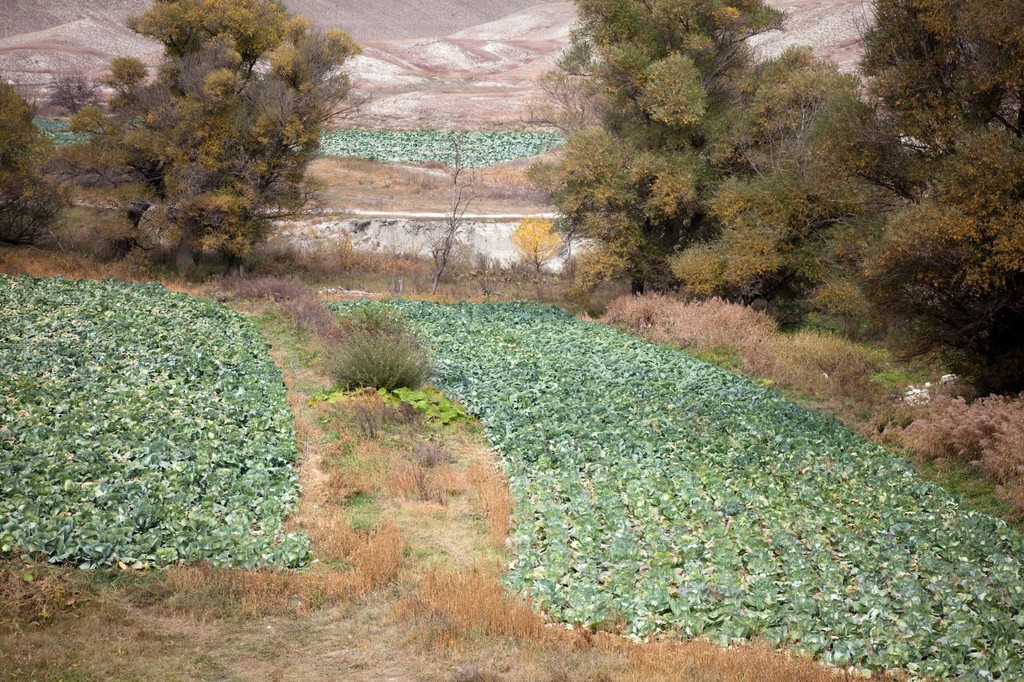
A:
535,0,1024,392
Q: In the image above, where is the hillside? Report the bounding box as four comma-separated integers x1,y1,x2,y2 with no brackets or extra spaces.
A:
2,0,868,127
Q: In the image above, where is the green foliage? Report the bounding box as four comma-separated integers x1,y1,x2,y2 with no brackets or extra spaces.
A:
533,0,785,293
32,118,89,147
328,305,432,392
319,130,563,168
0,276,308,568
394,300,1024,679
0,84,62,246
852,0,1024,392
383,387,467,425
670,49,872,315
65,0,359,267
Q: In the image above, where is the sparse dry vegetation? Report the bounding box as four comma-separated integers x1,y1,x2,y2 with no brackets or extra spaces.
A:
891,395,1024,518
605,294,885,411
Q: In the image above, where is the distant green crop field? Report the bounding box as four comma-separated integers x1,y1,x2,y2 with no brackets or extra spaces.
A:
367,300,1024,681
33,120,564,167
319,129,564,167
0,276,308,569
33,118,89,146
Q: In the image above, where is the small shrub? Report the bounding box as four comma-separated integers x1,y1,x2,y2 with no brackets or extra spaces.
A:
895,394,1024,517
330,307,433,392
413,441,450,468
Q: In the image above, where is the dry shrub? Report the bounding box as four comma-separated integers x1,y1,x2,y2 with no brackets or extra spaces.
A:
413,441,451,468
467,462,514,548
400,568,547,642
895,394,1024,516
212,274,315,302
604,294,884,409
251,235,359,281
389,458,447,504
345,393,419,440
605,294,774,355
0,564,86,622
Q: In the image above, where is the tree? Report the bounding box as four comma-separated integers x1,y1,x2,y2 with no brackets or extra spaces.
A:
531,0,784,294
511,216,563,273
429,134,475,295
669,48,873,320
48,72,101,114
65,0,359,271
850,0,1024,392
0,82,62,246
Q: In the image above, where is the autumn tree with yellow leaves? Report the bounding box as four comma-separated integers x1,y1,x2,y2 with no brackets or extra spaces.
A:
64,0,359,271
511,217,563,273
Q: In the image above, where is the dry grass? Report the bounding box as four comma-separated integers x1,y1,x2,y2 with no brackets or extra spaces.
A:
388,458,450,504
309,157,551,215
399,568,549,644
0,244,152,282
892,394,1024,517
0,563,89,623
604,294,886,411
467,462,514,547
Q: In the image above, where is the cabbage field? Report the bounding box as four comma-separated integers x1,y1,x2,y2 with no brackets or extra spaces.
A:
0,276,308,569
33,118,89,147
384,301,1024,680
319,129,564,167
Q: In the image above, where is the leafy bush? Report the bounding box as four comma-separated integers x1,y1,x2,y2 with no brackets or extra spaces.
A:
396,300,1024,679
329,306,432,392
0,276,308,568
385,387,467,425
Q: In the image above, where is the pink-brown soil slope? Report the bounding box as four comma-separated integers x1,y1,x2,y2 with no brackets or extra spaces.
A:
3,0,870,127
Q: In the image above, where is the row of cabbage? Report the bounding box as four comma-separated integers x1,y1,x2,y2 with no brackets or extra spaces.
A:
33,118,89,146
33,120,565,167
0,276,308,568
381,301,1024,680
318,129,564,167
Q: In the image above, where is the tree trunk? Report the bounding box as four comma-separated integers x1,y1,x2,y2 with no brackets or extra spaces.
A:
176,238,194,271
227,256,246,277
